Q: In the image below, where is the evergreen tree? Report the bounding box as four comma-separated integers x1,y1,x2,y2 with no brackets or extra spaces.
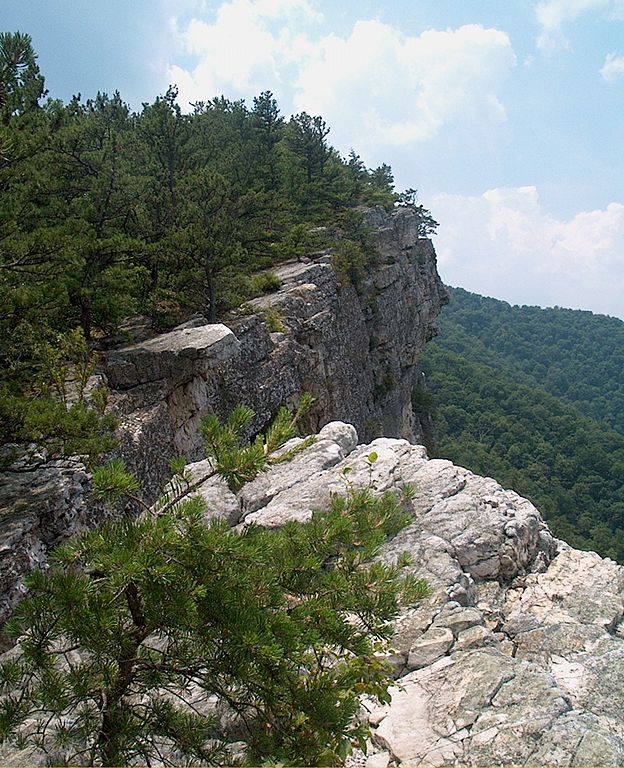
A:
0,403,427,766
0,31,46,121
0,32,439,459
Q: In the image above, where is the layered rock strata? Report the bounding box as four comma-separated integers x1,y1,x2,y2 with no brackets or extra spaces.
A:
0,454,88,627
0,452,114,635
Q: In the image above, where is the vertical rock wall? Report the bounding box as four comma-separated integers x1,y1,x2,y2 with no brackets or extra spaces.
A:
0,455,92,635
104,206,448,496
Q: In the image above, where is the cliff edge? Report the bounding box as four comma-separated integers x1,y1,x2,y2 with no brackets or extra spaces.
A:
5,205,622,765
103,206,448,497
0,205,447,629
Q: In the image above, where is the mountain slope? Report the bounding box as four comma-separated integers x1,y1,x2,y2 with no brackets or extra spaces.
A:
433,287,624,434
417,293,624,561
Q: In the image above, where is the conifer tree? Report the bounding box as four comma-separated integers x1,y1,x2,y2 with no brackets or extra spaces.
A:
0,401,428,766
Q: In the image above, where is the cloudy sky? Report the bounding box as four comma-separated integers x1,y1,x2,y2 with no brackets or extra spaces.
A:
6,0,624,318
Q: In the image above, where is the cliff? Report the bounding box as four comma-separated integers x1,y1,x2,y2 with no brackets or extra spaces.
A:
0,205,446,629
104,206,448,497
4,204,622,766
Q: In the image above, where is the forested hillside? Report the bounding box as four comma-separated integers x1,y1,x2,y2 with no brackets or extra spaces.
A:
416,289,624,561
0,32,435,459
434,287,624,434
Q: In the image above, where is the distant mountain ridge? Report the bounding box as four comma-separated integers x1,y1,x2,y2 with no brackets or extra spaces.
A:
417,287,624,561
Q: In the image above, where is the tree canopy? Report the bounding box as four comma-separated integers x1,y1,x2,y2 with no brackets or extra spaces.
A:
433,287,624,434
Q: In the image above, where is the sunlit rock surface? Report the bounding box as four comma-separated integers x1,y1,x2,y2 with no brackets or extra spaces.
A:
187,425,624,767
3,424,624,765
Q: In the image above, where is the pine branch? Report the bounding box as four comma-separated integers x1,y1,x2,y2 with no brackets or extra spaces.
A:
151,466,217,518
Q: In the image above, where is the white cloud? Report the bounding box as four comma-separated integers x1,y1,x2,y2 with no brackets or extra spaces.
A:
168,4,515,154
535,0,624,51
168,0,321,104
600,52,624,81
432,186,624,319
293,23,515,151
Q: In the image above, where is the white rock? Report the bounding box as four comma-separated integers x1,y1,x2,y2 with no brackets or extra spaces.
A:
364,750,390,768
406,627,454,670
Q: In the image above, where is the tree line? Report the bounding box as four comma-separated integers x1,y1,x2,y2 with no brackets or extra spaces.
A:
0,31,437,460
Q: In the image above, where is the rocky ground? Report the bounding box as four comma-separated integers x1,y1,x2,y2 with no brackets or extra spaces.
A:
194,422,624,767
2,423,624,766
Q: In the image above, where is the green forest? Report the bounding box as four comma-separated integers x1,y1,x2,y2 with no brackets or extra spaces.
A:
0,32,437,460
416,287,624,561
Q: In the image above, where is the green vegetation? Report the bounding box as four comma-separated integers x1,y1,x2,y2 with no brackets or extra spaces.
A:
0,32,437,459
434,288,624,434
0,402,428,767
263,306,286,333
417,289,624,561
0,327,117,465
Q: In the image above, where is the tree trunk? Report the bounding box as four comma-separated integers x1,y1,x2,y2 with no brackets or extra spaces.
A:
95,583,148,765
205,264,217,322
79,294,92,342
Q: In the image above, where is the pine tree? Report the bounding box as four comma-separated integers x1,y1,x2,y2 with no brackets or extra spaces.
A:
0,401,428,766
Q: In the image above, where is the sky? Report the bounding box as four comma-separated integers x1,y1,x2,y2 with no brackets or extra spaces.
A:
5,0,624,319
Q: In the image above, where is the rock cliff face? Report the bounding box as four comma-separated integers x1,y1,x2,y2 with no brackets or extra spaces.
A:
0,205,446,629
185,423,624,767
104,206,448,497
0,455,91,629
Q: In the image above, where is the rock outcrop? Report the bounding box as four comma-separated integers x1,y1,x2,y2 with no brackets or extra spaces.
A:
183,423,624,767
0,454,92,634
3,423,624,766
104,206,448,497
0,450,118,637
0,206,447,628
4,204,623,766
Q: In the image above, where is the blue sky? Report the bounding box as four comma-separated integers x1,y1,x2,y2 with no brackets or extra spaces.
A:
5,0,624,318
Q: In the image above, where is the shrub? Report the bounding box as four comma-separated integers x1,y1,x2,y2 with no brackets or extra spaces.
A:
248,271,281,296
263,306,286,333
